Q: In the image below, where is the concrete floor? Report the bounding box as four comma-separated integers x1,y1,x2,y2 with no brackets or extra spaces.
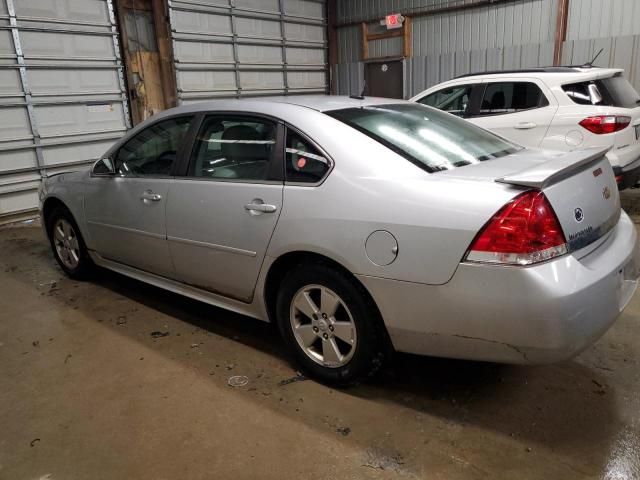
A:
1,222,639,480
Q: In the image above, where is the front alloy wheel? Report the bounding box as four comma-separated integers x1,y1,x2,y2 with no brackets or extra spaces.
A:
52,218,81,270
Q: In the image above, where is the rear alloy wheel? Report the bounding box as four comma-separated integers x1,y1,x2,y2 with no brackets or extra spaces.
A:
47,206,93,279
276,263,389,386
290,284,357,368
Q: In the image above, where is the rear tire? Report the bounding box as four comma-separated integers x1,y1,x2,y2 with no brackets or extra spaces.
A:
276,263,389,386
46,205,94,280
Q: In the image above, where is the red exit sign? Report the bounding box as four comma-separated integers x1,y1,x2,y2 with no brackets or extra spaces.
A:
384,13,404,29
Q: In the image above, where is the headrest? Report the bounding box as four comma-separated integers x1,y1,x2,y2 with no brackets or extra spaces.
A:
221,125,268,160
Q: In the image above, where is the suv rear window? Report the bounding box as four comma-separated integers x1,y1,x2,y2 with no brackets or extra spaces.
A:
600,75,640,108
327,104,520,173
563,74,640,108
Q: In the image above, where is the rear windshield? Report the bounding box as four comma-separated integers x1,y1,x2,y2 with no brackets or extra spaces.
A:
327,103,520,173
562,74,640,108
600,75,640,108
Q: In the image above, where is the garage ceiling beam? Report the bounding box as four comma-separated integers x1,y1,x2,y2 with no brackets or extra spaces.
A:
335,0,519,28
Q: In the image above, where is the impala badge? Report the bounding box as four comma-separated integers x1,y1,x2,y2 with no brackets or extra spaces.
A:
603,186,611,200
574,207,584,222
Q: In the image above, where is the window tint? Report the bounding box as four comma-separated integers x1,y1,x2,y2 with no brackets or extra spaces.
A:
190,116,276,181
327,104,520,173
285,131,330,183
419,85,473,117
115,116,192,176
479,82,548,114
562,75,640,108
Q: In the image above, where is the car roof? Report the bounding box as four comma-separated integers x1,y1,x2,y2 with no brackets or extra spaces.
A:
168,95,408,116
453,66,623,81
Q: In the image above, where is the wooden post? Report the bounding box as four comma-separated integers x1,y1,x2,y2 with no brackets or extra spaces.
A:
151,0,177,107
553,0,569,66
403,16,412,58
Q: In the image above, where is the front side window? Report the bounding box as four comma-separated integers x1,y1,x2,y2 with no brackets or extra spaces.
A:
285,130,331,183
189,116,277,181
479,82,549,115
418,84,473,117
115,116,192,177
327,103,520,173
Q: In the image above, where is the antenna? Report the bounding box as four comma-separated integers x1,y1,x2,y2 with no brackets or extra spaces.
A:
350,81,366,100
582,48,604,68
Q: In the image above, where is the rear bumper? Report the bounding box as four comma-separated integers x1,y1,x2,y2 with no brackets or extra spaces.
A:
613,157,640,189
358,212,640,364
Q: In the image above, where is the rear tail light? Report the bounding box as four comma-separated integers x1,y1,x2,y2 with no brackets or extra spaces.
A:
465,190,567,266
579,115,631,134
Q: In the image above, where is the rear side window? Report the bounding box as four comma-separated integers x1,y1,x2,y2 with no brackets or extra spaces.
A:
479,82,549,115
418,84,473,117
562,81,596,105
285,130,331,183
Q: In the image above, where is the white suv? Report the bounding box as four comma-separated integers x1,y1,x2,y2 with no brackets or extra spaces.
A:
410,67,640,189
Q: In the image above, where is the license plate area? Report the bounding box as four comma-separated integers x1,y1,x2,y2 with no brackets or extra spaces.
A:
635,124,640,140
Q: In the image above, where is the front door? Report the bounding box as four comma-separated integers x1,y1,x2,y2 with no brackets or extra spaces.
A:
365,60,403,98
166,115,283,302
84,115,194,277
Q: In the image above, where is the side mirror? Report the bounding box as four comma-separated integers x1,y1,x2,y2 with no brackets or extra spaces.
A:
92,157,115,176
588,83,603,105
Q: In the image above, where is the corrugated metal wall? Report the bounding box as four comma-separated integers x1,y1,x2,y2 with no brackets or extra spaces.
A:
333,0,640,99
168,0,328,104
0,0,130,220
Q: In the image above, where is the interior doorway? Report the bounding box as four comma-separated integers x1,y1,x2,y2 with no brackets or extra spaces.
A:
365,60,403,99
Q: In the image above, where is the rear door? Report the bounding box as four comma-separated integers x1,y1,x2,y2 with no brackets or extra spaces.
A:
84,115,194,277
165,114,284,302
468,78,557,146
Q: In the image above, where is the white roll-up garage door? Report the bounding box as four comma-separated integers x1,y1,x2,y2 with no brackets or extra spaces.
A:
168,0,328,104
0,0,130,221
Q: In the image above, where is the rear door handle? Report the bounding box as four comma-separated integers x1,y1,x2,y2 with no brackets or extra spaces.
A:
141,190,162,202
514,122,537,130
244,201,277,214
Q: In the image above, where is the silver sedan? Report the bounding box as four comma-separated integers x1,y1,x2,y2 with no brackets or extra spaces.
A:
39,96,640,385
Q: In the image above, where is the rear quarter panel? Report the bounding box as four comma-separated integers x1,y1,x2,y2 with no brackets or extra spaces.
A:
266,110,521,285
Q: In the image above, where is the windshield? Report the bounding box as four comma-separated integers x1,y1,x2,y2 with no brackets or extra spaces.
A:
327,103,520,173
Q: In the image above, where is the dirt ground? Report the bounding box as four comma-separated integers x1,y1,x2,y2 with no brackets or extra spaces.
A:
1,215,639,479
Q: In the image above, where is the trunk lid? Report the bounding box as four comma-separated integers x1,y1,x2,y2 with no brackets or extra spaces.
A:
439,147,621,252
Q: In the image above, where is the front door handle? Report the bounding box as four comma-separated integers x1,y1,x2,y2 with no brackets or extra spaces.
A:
141,190,162,202
244,200,277,214
514,122,537,130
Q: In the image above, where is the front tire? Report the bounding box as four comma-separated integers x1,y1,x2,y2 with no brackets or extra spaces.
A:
46,206,93,279
276,263,389,386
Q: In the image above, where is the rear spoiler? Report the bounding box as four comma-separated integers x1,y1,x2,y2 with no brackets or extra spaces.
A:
495,147,610,189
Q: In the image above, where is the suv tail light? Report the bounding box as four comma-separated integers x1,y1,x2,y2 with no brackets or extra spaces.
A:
465,191,567,266
579,115,631,134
